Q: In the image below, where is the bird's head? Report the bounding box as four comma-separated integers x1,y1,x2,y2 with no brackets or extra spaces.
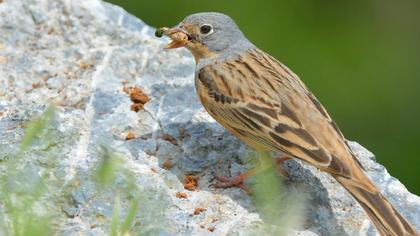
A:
160,12,254,63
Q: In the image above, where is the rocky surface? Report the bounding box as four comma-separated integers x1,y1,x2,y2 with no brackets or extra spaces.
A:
0,0,419,235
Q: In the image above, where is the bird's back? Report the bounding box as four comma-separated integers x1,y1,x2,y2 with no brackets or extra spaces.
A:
195,48,369,184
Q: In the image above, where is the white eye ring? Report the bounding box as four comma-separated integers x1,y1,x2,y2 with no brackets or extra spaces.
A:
200,24,214,35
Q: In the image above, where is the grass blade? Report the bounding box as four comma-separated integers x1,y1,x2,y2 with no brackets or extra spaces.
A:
121,198,140,235
110,194,121,236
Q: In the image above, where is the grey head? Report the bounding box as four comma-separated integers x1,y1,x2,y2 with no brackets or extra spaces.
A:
176,12,255,67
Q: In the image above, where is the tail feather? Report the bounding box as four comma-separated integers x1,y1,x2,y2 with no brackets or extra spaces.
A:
335,176,418,236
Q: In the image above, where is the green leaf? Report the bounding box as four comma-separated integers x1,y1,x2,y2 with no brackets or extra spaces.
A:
110,194,121,236
95,146,120,186
251,152,305,234
20,105,55,151
121,197,140,234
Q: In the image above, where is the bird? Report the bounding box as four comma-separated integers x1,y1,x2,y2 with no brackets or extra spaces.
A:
157,12,418,236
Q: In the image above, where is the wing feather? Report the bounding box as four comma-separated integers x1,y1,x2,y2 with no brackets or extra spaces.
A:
195,49,357,178
194,47,418,235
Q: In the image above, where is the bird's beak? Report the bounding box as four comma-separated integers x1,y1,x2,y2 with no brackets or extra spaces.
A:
163,27,192,49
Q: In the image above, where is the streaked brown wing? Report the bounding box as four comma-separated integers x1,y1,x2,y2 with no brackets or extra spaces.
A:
194,46,416,236
195,48,359,179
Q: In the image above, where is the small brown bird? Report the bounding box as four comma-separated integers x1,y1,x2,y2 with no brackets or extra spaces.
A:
159,12,418,235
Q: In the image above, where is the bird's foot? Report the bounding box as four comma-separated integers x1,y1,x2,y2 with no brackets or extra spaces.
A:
213,171,251,193
274,155,292,177
213,153,290,193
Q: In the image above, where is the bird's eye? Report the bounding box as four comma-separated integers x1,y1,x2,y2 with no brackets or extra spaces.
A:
200,24,213,35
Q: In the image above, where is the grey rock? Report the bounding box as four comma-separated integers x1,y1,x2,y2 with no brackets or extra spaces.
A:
0,0,419,235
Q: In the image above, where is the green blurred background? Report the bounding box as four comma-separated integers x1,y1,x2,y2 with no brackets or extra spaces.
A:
106,0,420,194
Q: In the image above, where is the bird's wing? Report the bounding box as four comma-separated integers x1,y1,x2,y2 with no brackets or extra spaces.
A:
196,48,418,236
196,48,365,181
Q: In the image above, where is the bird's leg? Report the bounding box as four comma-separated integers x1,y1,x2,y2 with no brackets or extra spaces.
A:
274,154,292,177
214,171,253,193
213,151,274,193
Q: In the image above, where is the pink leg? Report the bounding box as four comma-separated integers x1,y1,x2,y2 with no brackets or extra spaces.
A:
214,171,252,193
274,154,292,177
213,153,292,193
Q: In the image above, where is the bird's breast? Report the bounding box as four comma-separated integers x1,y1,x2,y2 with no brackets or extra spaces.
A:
194,74,269,151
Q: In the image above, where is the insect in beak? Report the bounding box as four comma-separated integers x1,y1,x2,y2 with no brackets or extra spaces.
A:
155,27,193,49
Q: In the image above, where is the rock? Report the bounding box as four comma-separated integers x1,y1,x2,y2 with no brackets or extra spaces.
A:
0,0,419,235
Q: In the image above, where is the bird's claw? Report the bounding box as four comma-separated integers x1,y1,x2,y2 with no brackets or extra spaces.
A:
213,172,252,193
275,155,292,177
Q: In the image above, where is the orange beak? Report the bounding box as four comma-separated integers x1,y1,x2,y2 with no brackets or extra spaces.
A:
163,27,192,49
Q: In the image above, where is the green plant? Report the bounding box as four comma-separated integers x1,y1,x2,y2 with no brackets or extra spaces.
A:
251,152,305,235
0,105,141,236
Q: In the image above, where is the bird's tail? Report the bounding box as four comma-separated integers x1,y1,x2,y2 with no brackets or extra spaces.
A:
334,173,418,236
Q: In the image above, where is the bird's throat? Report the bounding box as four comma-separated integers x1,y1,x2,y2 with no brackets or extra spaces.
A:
186,42,218,64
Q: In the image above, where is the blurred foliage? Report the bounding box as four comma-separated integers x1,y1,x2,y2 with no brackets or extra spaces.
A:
106,0,420,194
20,105,55,151
0,106,140,236
0,106,56,236
251,152,305,234
93,146,141,236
